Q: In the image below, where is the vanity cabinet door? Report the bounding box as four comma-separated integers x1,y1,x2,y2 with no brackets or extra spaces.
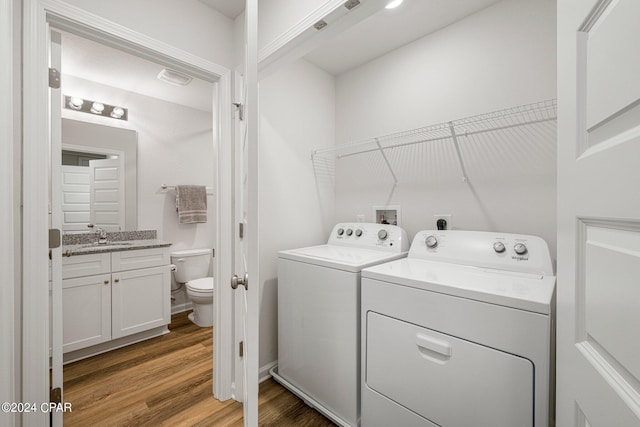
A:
62,273,112,353
111,265,171,339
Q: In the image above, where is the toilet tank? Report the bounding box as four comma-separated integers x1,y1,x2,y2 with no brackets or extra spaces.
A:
171,248,212,283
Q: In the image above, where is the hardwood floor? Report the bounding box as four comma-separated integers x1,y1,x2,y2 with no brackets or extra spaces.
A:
63,311,335,426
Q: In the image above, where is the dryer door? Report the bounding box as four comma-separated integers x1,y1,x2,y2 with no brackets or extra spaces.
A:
366,312,534,427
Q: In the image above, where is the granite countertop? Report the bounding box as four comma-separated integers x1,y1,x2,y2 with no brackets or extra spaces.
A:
61,230,171,256
62,239,172,256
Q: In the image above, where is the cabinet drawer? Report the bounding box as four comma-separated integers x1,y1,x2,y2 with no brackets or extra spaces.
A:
62,253,111,279
112,247,169,272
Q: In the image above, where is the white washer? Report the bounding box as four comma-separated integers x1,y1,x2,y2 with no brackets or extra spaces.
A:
272,223,409,427
361,230,556,427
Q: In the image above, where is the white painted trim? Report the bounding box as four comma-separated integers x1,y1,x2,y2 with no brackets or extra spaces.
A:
232,70,245,403
23,0,236,417
259,361,278,384
170,301,193,315
22,1,51,425
258,0,345,62
245,0,260,424
214,70,235,401
0,0,16,425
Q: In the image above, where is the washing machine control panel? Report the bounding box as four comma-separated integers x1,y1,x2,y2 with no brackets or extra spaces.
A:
409,230,553,275
330,223,409,252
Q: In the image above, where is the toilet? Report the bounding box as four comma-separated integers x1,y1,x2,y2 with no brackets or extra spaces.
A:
171,248,214,327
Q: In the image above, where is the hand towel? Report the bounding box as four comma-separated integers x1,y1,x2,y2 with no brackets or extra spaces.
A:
176,185,207,224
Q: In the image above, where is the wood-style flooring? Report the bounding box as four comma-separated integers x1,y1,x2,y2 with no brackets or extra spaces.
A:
63,311,335,426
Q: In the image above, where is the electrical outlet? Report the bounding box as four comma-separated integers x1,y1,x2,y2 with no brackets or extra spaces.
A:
434,214,452,230
356,214,365,223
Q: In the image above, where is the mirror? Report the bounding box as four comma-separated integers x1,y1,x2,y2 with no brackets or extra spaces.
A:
61,118,137,232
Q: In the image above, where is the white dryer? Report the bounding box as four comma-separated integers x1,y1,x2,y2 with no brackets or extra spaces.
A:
361,230,556,427
272,223,409,427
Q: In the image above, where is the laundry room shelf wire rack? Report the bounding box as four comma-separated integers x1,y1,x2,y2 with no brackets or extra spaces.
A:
311,98,557,185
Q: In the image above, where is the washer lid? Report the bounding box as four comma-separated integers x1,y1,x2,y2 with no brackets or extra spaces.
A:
279,244,408,272
362,258,555,314
187,277,214,291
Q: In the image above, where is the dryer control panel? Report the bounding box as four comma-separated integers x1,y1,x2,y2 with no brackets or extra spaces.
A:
330,223,409,252
409,230,553,276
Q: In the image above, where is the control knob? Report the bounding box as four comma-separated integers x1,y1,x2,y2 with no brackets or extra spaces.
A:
337,228,344,236
377,229,388,240
425,235,438,248
493,242,506,253
346,228,353,236
514,243,528,255
355,229,363,237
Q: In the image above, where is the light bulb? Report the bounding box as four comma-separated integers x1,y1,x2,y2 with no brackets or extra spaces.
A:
68,97,84,110
90,102,105,114
111,107,125,119
385,0,403,9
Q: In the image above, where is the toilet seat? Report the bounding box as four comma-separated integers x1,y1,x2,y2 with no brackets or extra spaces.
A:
186,277,214,294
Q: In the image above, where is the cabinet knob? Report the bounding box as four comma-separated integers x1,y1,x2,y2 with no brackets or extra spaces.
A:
114,278,120,283
103,280,109,284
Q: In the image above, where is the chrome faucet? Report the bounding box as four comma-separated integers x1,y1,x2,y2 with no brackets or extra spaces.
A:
96,228,108,244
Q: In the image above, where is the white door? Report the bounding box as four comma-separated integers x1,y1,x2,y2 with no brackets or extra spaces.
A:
89,157,124,231
233,1,259,424
49,29,64,427
61,165,90,231
557,1,640,426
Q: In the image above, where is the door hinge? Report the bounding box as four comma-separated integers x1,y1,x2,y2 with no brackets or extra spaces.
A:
49,228,61,249
49,68,61,89
233,102,244,121
239,222,244,239
50,387,62,405
239,341,244,357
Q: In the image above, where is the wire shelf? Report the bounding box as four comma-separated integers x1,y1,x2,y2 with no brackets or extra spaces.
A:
311,99,557,184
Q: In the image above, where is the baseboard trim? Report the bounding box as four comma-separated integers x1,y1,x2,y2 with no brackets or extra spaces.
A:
259,360,278,384
171,302,193,315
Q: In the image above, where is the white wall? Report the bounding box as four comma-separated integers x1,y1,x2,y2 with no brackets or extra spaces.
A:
63,75,216,309
333,0,558,260
59,0,235,69
258,59,336,368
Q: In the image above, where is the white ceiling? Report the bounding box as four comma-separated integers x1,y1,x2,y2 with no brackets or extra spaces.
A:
304,0,501,75
198,0,245,19
60,0,501,111
60,32,214,112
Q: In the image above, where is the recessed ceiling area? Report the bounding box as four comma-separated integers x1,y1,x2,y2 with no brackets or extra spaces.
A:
304,0,501,75
60,32,213,112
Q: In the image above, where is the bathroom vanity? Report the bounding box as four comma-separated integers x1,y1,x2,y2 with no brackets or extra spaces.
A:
58,233,172,363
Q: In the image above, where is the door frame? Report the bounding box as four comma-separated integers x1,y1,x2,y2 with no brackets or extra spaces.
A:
0,0,16,425
22,0,236,421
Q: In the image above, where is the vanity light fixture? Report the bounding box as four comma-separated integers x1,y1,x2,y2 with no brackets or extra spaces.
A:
385,0,403,9
64,95,128,121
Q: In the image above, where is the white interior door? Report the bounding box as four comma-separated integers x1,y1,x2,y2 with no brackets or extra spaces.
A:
89,157,124,231
61,165,90,231
233,0,259,425
49,29,64,427
557,0,640,426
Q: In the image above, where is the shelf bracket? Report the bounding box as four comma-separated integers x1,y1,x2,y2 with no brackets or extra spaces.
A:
374,138,399,188
448,122,469,183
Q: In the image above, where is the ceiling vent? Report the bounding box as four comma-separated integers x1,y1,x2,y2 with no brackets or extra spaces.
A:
157,68,193,86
